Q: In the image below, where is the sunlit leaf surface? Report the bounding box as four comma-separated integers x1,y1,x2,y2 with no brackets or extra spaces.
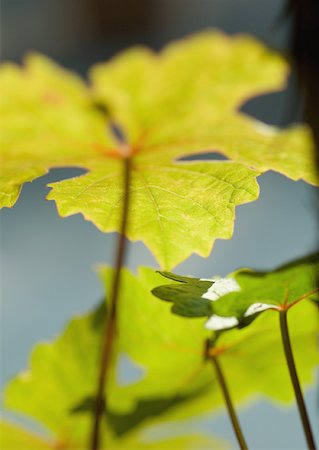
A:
5,267,318,448
3,269,221,448
1,31,316,267
0,419,223,450
0,421,53,450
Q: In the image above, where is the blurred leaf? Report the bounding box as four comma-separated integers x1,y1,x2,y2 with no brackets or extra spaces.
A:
117,263,318,409
208,298,318,403
0,421,53,450
0,419,223,450
121,433,224,449
4,302,106,446
156,272,201,284
100,267,210,413
5,266,318,449
3,268,218,448
1,32,317,267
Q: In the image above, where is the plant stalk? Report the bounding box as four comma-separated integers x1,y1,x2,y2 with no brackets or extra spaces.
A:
90,157,132,450
279,309,317,450
210,354,248,450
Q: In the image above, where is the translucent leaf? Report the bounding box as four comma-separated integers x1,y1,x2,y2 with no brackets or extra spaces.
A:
0,420,223,450
48,161,258,269
0,421,53,450
100,267,210,413
4,303,106,445
1,31,317,267
3,269,213,447
5,266,318,445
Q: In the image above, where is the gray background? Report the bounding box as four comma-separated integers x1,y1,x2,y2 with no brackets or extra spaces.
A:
1,1,318,448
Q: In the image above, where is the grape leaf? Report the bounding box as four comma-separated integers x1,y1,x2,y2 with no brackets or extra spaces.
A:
5,266,318,444
1,32,317,268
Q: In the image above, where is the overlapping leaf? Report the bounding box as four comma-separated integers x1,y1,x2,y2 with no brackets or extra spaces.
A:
2,269,223,449
2,297,219,449
101,267,210,413
5,266,318,447
1,31,317,268
0,420,222,450
208,252,319,328
152,272,214,317
0,421,53,450
152,253,319,329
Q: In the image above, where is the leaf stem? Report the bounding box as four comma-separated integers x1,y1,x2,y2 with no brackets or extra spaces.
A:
90,157,132,450
209,352,248,450
279,309,317,450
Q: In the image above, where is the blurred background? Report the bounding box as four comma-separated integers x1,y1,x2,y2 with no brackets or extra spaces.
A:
1,0,318,448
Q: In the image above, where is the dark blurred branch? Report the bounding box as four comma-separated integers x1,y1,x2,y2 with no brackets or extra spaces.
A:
92,0,154,36
287,0,319,287
287,0,319,161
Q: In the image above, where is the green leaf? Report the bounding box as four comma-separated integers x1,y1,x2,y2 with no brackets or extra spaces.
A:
101,267,210,413
155,272,200,284
48,161,259,269
5,265,318,446
123,434,225,449
0,420,223,450
90,31,316,186
152,270,214,317
209,298,318,402
3,268,216,448
208,252,319,329
0,421,53,450
152,283,213,317
4,302,106,446
5,270,222,450
152,274,241,319
152,253,319,329
1,31,317,267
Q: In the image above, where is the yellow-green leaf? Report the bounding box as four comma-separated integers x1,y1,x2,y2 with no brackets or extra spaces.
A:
5,267,318,443
211,252,319,322
2,281,223,448
1,32,317,267
152,253,319,326
103,267,319,412
0,421,53,450
0,420,223,450
48,161,259,268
